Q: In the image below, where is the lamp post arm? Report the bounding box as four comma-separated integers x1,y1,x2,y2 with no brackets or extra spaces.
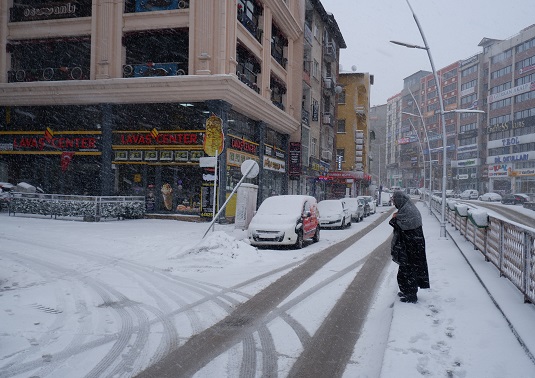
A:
407,88,433,214
405,0,448,237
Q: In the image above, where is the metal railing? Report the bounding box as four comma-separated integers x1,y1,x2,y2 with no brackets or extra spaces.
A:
428,194,535,304
6,193,145,221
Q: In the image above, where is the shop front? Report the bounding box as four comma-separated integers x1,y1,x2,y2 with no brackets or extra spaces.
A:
1,102,291,217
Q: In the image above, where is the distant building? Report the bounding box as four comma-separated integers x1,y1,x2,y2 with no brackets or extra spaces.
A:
387,23,535,197
333,71,373,197
296,0,345,200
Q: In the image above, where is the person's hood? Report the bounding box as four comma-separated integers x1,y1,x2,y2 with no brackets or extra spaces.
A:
392,191,409,209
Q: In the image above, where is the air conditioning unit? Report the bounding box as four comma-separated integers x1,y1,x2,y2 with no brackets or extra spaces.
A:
322,114,332,125
355,106,365,114
321,150,332,161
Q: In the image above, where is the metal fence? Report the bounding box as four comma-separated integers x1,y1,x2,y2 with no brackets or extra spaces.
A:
428,195,535,304
6,192,145,221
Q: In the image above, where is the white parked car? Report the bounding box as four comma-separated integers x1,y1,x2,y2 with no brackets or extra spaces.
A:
460,189,479,200
478,192,502,202
248,195,320,249
317,199,352,229
362,195,377,214
340,197,364,222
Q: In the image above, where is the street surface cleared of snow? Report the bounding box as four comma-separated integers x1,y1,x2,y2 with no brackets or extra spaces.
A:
0,200,534,377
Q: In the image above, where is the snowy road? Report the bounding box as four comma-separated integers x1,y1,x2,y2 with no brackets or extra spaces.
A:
0,208,394,377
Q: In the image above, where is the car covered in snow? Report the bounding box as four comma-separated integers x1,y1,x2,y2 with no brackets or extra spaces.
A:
460,189,479,200
317,199,352,229
248,195,320,249
340,197,364,222
478,192,502,202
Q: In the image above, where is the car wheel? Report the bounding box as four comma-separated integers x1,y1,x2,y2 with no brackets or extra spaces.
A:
340,219,345,230
347,219,351,228
312,226,320,243
294,230,304,249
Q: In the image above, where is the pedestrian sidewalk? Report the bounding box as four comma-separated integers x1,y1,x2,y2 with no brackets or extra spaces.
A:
378,201,535,377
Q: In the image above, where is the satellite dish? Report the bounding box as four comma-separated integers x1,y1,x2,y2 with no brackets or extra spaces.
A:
351,65,357,72
241,159,259,178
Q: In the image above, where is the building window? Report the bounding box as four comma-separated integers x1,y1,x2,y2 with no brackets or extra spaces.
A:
270,75,286,110
336,149,345,162
490,65,512,79
461,65,477,77
237,0,263,42
313,59,319,79
236,45,261,93
271,23,288,68
337,90,346,104
337,119,346,133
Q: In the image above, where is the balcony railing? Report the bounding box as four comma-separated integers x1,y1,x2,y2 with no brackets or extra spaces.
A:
237,11,262,43
122,62,186,78
8,66,90,83
236,71,260,94
323,42,336,62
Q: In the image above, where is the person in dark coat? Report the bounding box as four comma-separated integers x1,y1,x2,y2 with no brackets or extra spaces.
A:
389,191,430,303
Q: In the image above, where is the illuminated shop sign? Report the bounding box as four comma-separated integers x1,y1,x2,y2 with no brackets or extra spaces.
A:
112,129,204,164
263,156,285,173
0,128,100,153
229,135,258,155
115,129,203,146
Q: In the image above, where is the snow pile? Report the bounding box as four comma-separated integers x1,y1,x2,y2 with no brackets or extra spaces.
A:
468,209,489,227
455,203,469,217
170,231,259,272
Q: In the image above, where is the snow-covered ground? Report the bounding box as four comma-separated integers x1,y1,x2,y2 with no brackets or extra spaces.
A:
0,200,534,377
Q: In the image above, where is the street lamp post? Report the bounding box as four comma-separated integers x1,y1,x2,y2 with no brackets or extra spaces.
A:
402,111,432,214
391,0,448,237
391,0,484,237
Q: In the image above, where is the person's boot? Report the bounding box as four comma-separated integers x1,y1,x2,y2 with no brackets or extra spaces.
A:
400,295,417,303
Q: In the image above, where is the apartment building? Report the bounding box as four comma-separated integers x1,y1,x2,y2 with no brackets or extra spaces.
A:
332,71,373,197
295,0,345,200
388,24,535,197
0,0,306,216
483,24,535,196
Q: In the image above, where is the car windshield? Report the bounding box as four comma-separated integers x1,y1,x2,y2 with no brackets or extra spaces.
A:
318,200,342,212
256,196,305,216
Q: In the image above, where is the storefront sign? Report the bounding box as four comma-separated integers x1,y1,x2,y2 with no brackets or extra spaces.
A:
230,136,257,155
200,182,216,218
488,82,535,103
289,142,301,178
203,114,224,156
488,151,534,164
263,156,285,173
0,129,100,153
116,130,203,146
227,150,258,167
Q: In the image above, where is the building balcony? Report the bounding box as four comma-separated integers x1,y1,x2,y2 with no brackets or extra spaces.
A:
123,62,186,78
236,72,260,94
301,109,310,126
8,66,90,83
323,42,336,62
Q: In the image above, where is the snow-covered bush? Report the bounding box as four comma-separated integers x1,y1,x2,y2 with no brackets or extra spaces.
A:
468,209,489,228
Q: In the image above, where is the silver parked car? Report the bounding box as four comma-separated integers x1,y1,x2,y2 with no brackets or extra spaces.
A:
340,197,364,222
317,199,352,229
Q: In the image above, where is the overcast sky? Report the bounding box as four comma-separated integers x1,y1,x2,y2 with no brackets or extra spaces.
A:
320,0,535,106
